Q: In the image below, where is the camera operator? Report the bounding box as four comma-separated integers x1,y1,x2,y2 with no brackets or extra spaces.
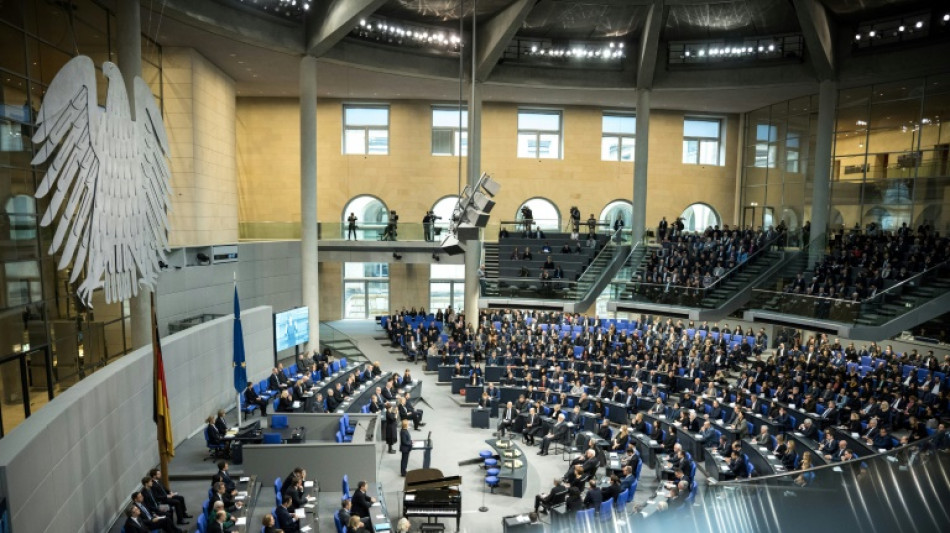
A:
383,210,399,241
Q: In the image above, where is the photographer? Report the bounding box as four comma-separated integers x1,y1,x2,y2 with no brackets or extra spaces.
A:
382,210,399,241
520,206,534,235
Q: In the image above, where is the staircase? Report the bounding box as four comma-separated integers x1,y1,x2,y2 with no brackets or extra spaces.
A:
483,242,499,278
746,261,950,341
697,250,785,309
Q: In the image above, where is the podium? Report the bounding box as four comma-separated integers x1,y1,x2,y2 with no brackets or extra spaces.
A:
471,408,490,429
412,438,433,469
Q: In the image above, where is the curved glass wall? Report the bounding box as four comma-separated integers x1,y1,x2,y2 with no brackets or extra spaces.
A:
0,0,162,437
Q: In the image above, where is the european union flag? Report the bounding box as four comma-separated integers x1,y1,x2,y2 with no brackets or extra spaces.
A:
233,285,247,393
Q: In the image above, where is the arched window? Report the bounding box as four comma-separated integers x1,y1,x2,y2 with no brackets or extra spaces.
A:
342,195,389,240
679,203,720,233
600,200,633,230
515,198,560,231
431,196,460,239
5,195,36,240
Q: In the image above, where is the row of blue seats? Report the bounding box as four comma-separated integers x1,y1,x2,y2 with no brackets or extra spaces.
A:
240,359,350,416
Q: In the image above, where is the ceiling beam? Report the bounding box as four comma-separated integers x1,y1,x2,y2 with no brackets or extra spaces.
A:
791,0,836,80
475,0,537,82
636,0,667,90
305,0,387,57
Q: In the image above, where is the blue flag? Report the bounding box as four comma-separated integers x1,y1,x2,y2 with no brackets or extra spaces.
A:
233,285,247,393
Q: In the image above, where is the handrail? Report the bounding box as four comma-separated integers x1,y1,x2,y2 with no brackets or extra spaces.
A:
752,258,949,305
715,432,938,485
575,228,623,288
613,231,781,291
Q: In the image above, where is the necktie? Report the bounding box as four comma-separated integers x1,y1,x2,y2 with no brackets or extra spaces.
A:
139,504,152,520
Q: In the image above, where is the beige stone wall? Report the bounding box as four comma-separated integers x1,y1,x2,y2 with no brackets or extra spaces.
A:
388,263,430,313
318,262,342,320
163,47,238,246
235,98,741,230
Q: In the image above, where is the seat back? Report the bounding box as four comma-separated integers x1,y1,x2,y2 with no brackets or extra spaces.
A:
334,511,344,533
271,415,289,429
335,430,344,443
644,422,653,435
600,498,614,518
196,513,208,533
262,433,282,444
342,474,350,498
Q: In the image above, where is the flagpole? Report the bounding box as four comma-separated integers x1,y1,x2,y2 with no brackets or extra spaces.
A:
152,292,172,489
235,272,243,427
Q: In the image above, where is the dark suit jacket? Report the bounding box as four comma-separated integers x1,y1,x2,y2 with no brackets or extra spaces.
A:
400,428,413,452
268,374,281,390
351,489,374,519
275,505,300,533
124,517,151,533
584,487,602,509
208,520,229,533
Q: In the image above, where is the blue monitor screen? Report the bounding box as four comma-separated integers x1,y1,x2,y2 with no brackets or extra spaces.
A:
275,307,309,352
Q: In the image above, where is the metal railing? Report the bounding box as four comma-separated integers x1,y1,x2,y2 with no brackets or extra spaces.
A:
608,232,782,306
748,258,950,325
482,228,623,300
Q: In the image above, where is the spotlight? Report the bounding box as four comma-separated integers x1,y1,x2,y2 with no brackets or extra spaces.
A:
898,25,905,32
915,21,923,28
855,34,861,40
392,252,403,260
440,234,465,256
869,30,876,37
944,14,949,22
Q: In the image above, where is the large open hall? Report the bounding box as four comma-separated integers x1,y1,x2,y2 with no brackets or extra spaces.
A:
1,1,949,532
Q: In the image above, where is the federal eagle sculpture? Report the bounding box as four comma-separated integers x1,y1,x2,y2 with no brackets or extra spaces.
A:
32,56,171,307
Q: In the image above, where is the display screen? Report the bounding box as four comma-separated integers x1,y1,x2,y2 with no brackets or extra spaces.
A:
275,307,309,351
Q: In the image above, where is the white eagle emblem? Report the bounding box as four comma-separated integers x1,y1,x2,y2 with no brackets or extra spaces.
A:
32,56,171,307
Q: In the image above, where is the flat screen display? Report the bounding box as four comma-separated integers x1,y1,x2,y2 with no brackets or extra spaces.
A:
275,307,309,351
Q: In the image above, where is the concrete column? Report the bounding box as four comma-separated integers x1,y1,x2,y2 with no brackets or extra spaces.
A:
810,79,837,262
118,0,149,350
300,56,320,349
632,89,651,244
464,81,482,330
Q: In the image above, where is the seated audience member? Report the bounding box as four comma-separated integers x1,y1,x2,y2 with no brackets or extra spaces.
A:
244,382,268,415
533,478,568,513
148,469,191,523
351,480,377,521
261,514,282,533
140,476,185,525
208,510,231,533
210,481,241,514
207,501,234,530
348,516,372,533
583,478,603,509
214,410,229,434
337,499,353,528
275,496,300,533
565,487,584,512
130,491,182,533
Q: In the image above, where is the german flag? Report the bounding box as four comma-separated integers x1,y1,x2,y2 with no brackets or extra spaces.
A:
152,294,174,460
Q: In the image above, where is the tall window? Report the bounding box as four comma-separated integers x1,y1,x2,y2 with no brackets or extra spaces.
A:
430,264,464,312
602,113,636,161
682,118,722,165
517,110,562,159
754,124,777,168
432,106,467,156
680,203,721,233
343,105,389,155
343,262,389,318
342,195,389,240
785,132,801,173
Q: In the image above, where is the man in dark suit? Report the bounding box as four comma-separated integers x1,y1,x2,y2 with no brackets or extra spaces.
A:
267,368,284,391
208,510,230,533
497,402,517,437
819,400,839,428
123,505,153,533
215,461,237,493
131,491,181,533
337,500,353,530
210,482,240,514
148,469,191,523
244,382,268,415
773,407,792,432
728,450,748,478
797,418,819,440
399,420,413,476
275,496,300,533
534,478,568,513
141,477,185,525
583,479,602,509
538,414,568,456
619,465,637,493
351,480,377,521
523,408,541,445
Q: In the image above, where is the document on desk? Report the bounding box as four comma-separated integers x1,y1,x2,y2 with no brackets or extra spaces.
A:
239,477,250,483
295,508,306,519
236,517,246,526
412,440,427,449
292,401,301,409
304,480,314,488
301,526,312,532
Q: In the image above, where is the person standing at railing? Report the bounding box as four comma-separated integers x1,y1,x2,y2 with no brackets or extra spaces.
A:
347,212,358,240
